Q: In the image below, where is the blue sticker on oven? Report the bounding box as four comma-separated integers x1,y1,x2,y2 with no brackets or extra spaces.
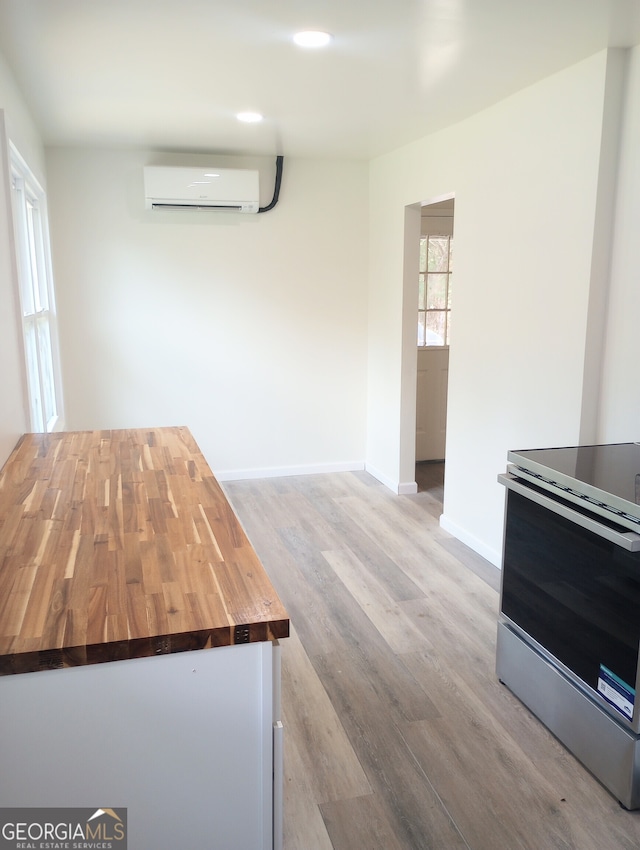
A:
597,665,635,720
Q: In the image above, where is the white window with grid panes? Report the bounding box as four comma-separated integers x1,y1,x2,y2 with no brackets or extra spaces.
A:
418,234,452,347
10,144,64,432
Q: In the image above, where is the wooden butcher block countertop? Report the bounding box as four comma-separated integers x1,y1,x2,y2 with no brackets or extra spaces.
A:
0,426,289,675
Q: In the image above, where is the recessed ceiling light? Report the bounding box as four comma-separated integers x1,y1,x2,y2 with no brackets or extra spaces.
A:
293,30,332,48
237,111,264,123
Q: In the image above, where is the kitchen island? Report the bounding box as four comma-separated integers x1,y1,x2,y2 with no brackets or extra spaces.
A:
0,427,289,849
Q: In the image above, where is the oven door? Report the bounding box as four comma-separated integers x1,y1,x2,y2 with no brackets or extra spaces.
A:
499,472,640,733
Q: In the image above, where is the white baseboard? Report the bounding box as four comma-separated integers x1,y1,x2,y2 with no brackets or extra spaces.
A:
365,464,417,495
439,514,502,568
218,460,418,495
215,460,365,482
398,480,418,495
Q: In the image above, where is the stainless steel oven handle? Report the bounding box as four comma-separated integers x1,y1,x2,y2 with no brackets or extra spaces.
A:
498,472,640,552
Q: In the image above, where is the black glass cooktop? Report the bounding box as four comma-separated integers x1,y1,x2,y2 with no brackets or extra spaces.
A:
508,443,640,513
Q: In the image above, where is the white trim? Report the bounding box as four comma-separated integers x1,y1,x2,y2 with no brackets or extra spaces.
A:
365,463,398,491
215,460,365,482
365,463,418,495
218,460,420,495
8,141,65,433
398,480,419,495
439,513,502,567
0,112,30,431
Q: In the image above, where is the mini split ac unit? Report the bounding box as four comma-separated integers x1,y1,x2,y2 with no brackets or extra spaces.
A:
143,166,260,213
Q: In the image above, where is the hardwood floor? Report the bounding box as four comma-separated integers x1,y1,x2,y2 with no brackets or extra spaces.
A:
223,468,640,849
414,460,445,499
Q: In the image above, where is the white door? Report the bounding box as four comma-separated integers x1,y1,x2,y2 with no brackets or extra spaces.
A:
416,347,449,461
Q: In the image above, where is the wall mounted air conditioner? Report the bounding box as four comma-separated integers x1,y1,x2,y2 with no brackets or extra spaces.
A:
143,166,260,213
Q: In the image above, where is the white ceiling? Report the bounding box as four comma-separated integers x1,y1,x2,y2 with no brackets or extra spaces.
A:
0,0,639,160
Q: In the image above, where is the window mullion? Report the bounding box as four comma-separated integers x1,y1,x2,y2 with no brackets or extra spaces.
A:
417,233,453,347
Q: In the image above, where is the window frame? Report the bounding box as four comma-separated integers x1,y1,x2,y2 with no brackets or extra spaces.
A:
10,143,64,433
417,233,452,348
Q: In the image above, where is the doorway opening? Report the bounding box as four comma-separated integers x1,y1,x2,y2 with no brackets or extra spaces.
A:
415,198,454,497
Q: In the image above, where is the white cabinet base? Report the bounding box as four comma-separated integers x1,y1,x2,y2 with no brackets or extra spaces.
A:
0,642,283,850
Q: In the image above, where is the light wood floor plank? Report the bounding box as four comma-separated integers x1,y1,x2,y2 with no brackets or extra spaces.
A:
312,650,470,850
322,548,429,654
281,723,336,850
319,794,424,850
224,467,640,849
281,624,372,804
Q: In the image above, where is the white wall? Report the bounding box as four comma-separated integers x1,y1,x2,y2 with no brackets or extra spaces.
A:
4,39,637,572
598,44,640,440
0,50,46,183
0,51,46,466
45,148,369,478
368,50,618,563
